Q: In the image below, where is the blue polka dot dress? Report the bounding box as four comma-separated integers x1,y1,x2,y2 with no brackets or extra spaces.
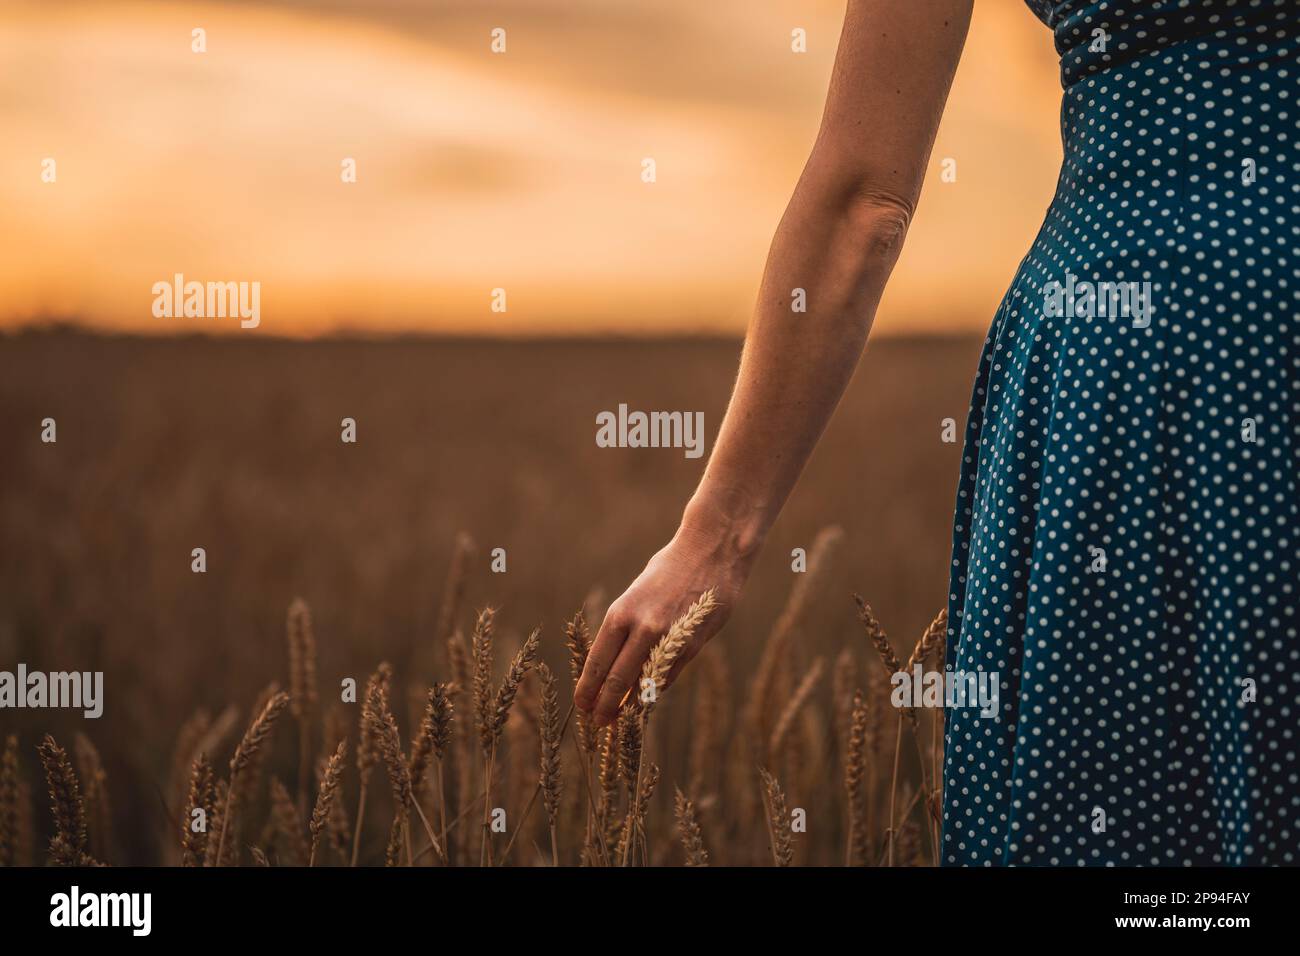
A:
942,0,1299,865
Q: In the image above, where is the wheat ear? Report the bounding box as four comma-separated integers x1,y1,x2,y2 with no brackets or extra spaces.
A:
674,787,709,866
309,739,346,866
758,766,794,867
844,689,869,866
269,776,310,865
37,734,94,866
287,597,318,818
180,753,214,866
349,663,390,866
537,662,562,865
215,690,290,866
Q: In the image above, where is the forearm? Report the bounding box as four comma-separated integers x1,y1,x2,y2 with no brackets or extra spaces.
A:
679,175,911,563
675,0,971,570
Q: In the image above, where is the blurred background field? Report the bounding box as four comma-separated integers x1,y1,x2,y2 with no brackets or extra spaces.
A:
0,329,980,863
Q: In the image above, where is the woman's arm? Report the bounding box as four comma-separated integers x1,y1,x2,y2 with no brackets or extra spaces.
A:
575,0,974,726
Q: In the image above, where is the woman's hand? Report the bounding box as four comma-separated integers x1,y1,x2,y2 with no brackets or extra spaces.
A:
575,521,750,726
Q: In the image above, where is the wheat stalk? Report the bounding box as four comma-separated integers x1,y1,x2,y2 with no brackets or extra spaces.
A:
37,734,94,866
620,588,719,864
287,597,318,818
907,607,947,671
674,787,709,866
471,608,497,867
854,594,904,675
269,776,309,865
384,813,404,867
180,753,214,866
429,683,454,862
905,606,947,863
207,779,229,867
566,609,596,754
490,627,541,744
481,624,540,865
350,663,390,866
757,766,793,867
537,662,562,865
408,688,438,793
231,691,291,777
854,594,915,865
446,630,472,864
168,706,238,857
168,710,208,838
309,739,346,866
365,681,414,864
407,682,453,861
844,689,869,866
597,723,621,863
214,690,290,867
564,608,600,859
471,608,497,756
320,755,351,863
371,679,447,865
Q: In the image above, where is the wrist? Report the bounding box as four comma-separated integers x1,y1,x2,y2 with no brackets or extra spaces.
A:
677,488,769,571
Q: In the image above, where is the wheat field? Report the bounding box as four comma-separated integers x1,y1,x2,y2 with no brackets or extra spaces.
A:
0,330,982,866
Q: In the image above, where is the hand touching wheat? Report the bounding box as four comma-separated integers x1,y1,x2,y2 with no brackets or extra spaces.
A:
574,528,743,726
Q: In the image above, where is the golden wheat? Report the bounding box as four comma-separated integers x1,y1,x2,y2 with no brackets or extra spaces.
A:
674,787,709,866
758,766,794,867
6,578,950,868
180,753,214,867
37,734,94,867
309,739,346,866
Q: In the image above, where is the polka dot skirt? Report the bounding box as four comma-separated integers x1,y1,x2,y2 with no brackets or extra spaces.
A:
943,0,1299,865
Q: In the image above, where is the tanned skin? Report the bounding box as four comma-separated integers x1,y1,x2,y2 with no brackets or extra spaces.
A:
575,0,975,726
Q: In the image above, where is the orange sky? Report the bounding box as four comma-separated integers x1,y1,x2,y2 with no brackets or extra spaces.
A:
0,0,1063,337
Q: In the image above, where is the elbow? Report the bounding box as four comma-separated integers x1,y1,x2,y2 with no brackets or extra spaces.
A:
797,180,915,308
838,185,916,263
795,158,919,269
776,164,921,321
799,144,920,259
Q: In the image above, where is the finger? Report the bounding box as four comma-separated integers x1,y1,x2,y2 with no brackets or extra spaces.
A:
592,627,658,726
575,610,629,712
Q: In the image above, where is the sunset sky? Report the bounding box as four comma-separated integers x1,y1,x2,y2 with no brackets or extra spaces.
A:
0,0,1063,336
